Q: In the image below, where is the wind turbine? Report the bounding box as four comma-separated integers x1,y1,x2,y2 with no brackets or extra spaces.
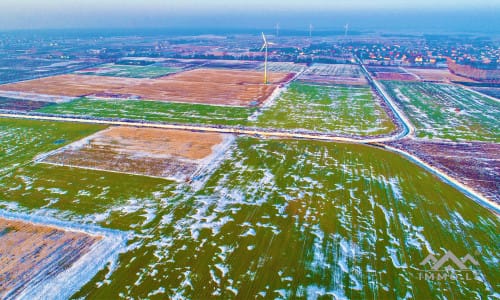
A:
275,23,280,37
260,33,277,84
309,24,314,38
344,23,349,37
260,32,269,84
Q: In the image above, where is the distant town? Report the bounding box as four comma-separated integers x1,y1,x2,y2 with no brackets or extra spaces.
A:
1,30,498,86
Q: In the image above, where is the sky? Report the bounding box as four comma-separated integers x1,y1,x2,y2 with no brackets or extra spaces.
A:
0,0,499,32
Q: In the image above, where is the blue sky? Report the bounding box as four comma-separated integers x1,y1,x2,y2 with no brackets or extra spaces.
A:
1,0,498,12
0,0,498,31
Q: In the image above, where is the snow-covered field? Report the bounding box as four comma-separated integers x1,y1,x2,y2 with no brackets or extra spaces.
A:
37,126,235,183
254,82,397,136
298,63,368,85
383,81,500,142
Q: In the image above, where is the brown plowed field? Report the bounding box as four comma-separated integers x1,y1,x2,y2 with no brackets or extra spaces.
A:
89,126,224,160
167,68,291,85
123,79,278,106
0,218,100,298
0,98,53,111
385,140,499,203
42,127,229,180
404,68,476,82
0,75,142,97
0,69,293,106
373,72,418,81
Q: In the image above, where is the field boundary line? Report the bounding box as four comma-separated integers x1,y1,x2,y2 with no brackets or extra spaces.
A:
458,84,500,104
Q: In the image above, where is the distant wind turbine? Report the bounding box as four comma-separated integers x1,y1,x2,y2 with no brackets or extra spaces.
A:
344,23,349,37
275,23,280,37
309,24,314,38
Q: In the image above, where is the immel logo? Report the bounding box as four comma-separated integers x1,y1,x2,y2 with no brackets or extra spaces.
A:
417,250,479,281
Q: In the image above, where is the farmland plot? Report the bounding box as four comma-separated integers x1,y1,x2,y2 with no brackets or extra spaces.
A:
37,98,255,126
167,68,292,85
383,81,500,142
298,63,368,85
0,58,97,84
0,217,98,298
0,214,126,300
75,63,182,78
0,118,106,176
0,91,76,103
0,69,292,106
254,83,397,136
386,139,500,203
0,74,143,98
154,59,209,69
40,127,234,181
367,67,408,74
0,97,54,111
403,67,475,82
367,66,418,81
470,86,500,99
201,60,263,70
257,62,307,73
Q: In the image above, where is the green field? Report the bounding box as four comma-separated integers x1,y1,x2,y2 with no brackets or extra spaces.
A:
383,81,500,142
0,118,497,299
0,118,106,176
76,63,181,78
37,98,256,126
255,83,397,135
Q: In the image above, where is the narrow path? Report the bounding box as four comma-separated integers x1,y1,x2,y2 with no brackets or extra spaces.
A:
356,56,416,140
0,112,395,144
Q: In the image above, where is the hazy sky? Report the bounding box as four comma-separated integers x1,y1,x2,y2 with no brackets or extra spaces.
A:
0,0,499,30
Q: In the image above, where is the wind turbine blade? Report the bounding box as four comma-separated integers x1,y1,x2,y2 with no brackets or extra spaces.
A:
261,32,267,44
260,44,266,52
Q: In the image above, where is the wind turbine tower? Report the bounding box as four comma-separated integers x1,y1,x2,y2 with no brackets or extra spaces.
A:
309,24,314,38
275,23,280,37
344,23,349,37
260,32,269,84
